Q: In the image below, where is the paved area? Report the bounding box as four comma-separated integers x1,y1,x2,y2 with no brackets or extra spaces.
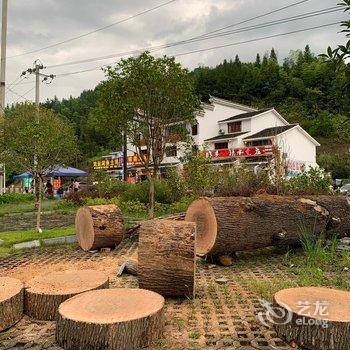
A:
0,212,75,232
0,239,294,350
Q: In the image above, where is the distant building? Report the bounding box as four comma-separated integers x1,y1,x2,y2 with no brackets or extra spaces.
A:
93,96,320,180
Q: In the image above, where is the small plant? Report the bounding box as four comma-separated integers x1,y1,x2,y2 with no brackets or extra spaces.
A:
188,330,200,340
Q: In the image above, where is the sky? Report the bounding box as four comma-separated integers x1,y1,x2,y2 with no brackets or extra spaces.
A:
4,0,348,105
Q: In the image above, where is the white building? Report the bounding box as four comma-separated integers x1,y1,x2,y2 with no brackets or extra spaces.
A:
94,96,319,179
161,96,319,175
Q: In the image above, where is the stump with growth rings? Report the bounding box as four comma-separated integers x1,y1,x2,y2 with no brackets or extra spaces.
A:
273,287,350,350
24,269,109,320
56,288,165,350
139,219,196,298
0,277,24,332
75,204,124,251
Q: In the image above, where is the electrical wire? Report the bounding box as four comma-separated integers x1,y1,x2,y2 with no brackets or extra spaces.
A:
7,0,177,59
48,7,342,69
54,21,340,78
7,86,35,103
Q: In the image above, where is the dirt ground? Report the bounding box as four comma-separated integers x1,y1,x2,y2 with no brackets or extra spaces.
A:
0,238,294,350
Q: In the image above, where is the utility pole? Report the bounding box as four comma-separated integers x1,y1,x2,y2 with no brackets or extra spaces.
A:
0,0,8,195
0,0,7,114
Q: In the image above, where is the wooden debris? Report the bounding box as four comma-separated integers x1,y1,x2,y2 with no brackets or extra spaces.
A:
0,277,24,332
273,287,350,350
56,288,165,350
117,259,138,276
75,204,124,251
139,219,196,298
24,270,109,320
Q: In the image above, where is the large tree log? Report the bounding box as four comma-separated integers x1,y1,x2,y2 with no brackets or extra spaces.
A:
75,204,124,251
0,277,24,332
24,269,109,320
139,220,196,298
273,287,350,350
56,288,165,350
185,195,350,256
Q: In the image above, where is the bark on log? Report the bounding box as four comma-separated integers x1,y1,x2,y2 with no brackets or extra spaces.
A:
24,269,109,321
139,219,196,298
75,204,124,251
0,277,24,332
56,288,165,350
273,287,350,350
117,259,138,276
185,195,350,256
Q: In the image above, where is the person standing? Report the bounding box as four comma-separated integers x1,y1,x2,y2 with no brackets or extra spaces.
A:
73,179,80,192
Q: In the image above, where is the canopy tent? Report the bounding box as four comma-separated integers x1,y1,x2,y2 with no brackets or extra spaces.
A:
46,166,87,177
13,167,87,179
13,172,32,180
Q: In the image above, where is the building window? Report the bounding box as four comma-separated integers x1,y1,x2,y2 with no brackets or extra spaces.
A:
191,124,198,135
228,121,242,133
245,139,272,147
214,142,228,150
140,149,148,156
165,145,177,157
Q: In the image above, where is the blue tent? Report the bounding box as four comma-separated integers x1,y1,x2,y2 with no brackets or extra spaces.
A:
13,172,32,180
46,166,87,177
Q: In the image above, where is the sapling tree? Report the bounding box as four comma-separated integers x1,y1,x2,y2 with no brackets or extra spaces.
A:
0,103,79,232
98,52,198,218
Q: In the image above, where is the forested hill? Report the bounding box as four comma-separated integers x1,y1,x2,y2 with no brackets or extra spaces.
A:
42,46,350,178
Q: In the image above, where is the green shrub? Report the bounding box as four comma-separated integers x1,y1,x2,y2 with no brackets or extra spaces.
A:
282,166,333,195
0,193,35,204
119,200,147,214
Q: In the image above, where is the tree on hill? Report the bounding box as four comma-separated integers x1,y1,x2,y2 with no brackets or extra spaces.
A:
0,103,79,232
97,52,199,217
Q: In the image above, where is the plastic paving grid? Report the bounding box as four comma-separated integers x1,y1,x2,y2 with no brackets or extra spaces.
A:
0,242,293,350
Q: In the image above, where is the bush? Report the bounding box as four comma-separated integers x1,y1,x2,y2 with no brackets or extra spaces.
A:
0,193,35,204
282,166,333,195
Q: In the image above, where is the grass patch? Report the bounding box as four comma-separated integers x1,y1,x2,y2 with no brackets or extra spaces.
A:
0,226,75,257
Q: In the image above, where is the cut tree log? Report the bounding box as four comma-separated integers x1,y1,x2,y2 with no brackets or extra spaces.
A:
117,259,138,276
273,287,350,350
75,204,124,251
139,219,196,298
185,195,350,256
0,277,24,332
56,288,165,350
24,269,109,320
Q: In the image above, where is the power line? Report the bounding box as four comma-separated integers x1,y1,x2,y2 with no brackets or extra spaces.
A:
49,6,342,69
7,86,34,103
54,21,340,79
193,0,312,39
7,0,177,59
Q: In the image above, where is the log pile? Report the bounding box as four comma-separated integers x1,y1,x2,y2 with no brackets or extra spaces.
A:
139,220,196,298
273,287,350,350
0,277,24,332
75,204,124,251
56,288,165,350
185,195,350,256
24,269,109,320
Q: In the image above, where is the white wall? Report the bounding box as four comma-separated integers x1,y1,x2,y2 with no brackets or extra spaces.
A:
276,127,317,168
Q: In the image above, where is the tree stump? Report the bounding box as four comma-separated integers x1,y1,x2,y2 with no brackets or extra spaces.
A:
185,195,350,256
75,204,124,251
56,288,165,350
24,269,109,320
273,287,350,350
139,219,196,298
0,277,24,332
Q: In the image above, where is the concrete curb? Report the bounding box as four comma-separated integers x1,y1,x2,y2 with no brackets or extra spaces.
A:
12,235,76,250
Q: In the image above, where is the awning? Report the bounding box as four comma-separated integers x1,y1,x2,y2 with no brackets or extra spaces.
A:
13,172,32,180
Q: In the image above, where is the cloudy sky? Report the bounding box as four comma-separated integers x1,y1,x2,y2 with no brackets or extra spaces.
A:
4,0,347,105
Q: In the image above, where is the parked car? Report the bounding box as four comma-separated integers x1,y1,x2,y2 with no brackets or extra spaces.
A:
339,183,350,195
